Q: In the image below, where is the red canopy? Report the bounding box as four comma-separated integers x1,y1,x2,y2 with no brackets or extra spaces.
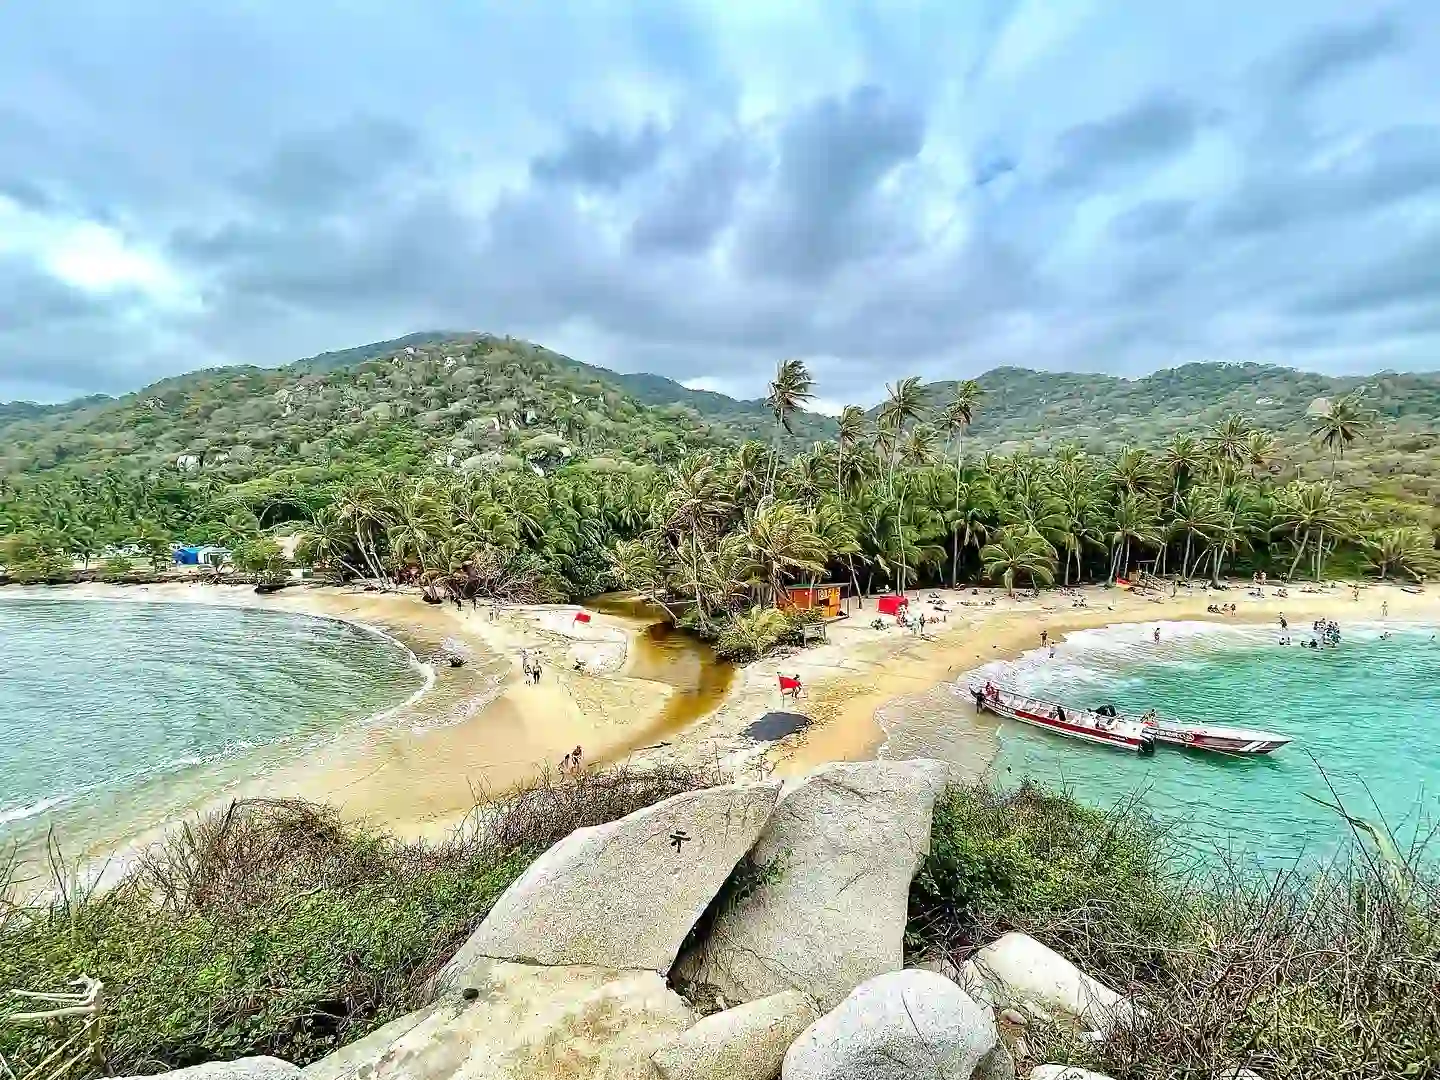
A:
876,594,908,616
573,611,592,623
778,675,801,691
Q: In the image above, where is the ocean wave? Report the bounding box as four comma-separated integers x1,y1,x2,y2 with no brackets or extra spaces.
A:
957,616,1440,701
0,795,70,827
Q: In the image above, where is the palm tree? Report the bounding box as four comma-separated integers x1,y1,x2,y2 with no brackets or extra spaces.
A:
1168,489,1221,580
1362,527,1439,582
898,424,939,468
836,405,867,499
877,377,928,480
877,376,929,592
980,529,1057,596
1310,391,1372,476
765,359,814,494
1107,491,1161,580
1271,480,1347,581
1162,434,1204,504
1243,430,1276,478
740,497,827,605
1206,414,1253,470
939,380,984,479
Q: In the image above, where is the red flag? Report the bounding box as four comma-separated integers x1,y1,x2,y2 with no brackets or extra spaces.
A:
778,675,801,692
573,611,592,623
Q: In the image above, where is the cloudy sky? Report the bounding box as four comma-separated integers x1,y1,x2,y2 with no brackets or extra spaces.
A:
2,1,1439,407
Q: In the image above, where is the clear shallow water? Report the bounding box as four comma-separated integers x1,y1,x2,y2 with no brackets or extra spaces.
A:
955,621,1440,867
0,598,425,853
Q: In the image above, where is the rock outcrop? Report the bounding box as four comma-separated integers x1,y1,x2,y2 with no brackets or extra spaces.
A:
119,1061,299,1080
651,990,819,1080
438,781,780,988
782,969,997,1080
311,961,693,1080
973,1045,1017,1080
676,759,947,1009
968,933,1135,1032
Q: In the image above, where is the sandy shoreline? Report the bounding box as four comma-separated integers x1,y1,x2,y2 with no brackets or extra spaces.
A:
4,576,1438,878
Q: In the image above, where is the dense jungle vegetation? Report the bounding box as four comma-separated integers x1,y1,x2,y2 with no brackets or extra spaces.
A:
1,336,1437,659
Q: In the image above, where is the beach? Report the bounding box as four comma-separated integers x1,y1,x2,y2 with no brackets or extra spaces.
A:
6,577,1439,866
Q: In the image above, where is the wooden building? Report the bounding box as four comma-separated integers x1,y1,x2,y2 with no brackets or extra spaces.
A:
782,583,847,618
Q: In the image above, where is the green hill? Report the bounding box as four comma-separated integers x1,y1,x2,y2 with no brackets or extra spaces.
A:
2,335,1437,503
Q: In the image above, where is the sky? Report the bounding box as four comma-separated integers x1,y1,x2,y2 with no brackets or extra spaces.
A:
2,1,1440,409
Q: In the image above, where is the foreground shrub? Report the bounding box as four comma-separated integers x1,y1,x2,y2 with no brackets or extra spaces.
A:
911,779,1440,1079
0,763,715,1078
909,780,1192,980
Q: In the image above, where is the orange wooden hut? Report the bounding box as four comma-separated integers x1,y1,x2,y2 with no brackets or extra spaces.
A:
782,583,847,618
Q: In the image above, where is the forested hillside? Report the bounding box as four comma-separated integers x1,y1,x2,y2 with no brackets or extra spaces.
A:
0,334,798,487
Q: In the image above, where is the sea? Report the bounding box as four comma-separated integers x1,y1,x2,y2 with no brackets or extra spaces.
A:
887,619,1440,869
0,597,426,868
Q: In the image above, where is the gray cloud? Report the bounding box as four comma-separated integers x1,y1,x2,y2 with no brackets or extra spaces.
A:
1279,14,1400,93
1294,230,1440,314
629,138,756,253
531,122,666,189
1110,199,1192,242
1047,94,1205,189
736,86,925,281
1210,124,1440,235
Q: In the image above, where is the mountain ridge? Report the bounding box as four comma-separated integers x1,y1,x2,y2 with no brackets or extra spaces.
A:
2,332,1437,502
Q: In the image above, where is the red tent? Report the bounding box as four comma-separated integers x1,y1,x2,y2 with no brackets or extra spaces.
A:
876,594,908,616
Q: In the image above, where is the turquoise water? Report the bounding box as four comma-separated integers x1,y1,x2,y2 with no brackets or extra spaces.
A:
979,620,1440,867
0,598,425,855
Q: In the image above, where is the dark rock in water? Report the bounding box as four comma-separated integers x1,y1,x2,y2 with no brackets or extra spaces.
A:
743,711,810,742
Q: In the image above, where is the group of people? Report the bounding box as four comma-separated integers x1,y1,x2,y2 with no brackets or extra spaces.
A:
1206,603,1238,614
520,649,545,684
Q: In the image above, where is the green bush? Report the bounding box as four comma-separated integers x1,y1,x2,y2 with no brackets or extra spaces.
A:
908,781,1190,980
100,554,136,581
0,764,716,1078
909,780,1440,1079
712,606,824,663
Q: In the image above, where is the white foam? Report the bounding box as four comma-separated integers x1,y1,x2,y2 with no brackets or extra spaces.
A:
0,795,69,827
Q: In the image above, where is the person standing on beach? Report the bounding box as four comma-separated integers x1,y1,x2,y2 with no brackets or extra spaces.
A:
1279,613,1288,630
534,658,544,682
1153,627,1161,644
1040,629,1048,646
1382,600,1389,617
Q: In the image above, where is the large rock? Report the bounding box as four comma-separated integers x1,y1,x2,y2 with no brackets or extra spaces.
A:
973,1045,1017,1080
676,760,947,1009
652,990,819,1080
310,961,693,1080
118,1061,298,1080
968,934,1135,1033
782,969,997,1080
439,780,780,987
299,1008,439,1080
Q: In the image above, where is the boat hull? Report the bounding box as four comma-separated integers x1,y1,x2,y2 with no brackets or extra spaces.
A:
975,687,1153,753
1147,727,1291,755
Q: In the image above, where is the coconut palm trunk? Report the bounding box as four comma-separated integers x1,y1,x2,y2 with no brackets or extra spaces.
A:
1286,529,1311,582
